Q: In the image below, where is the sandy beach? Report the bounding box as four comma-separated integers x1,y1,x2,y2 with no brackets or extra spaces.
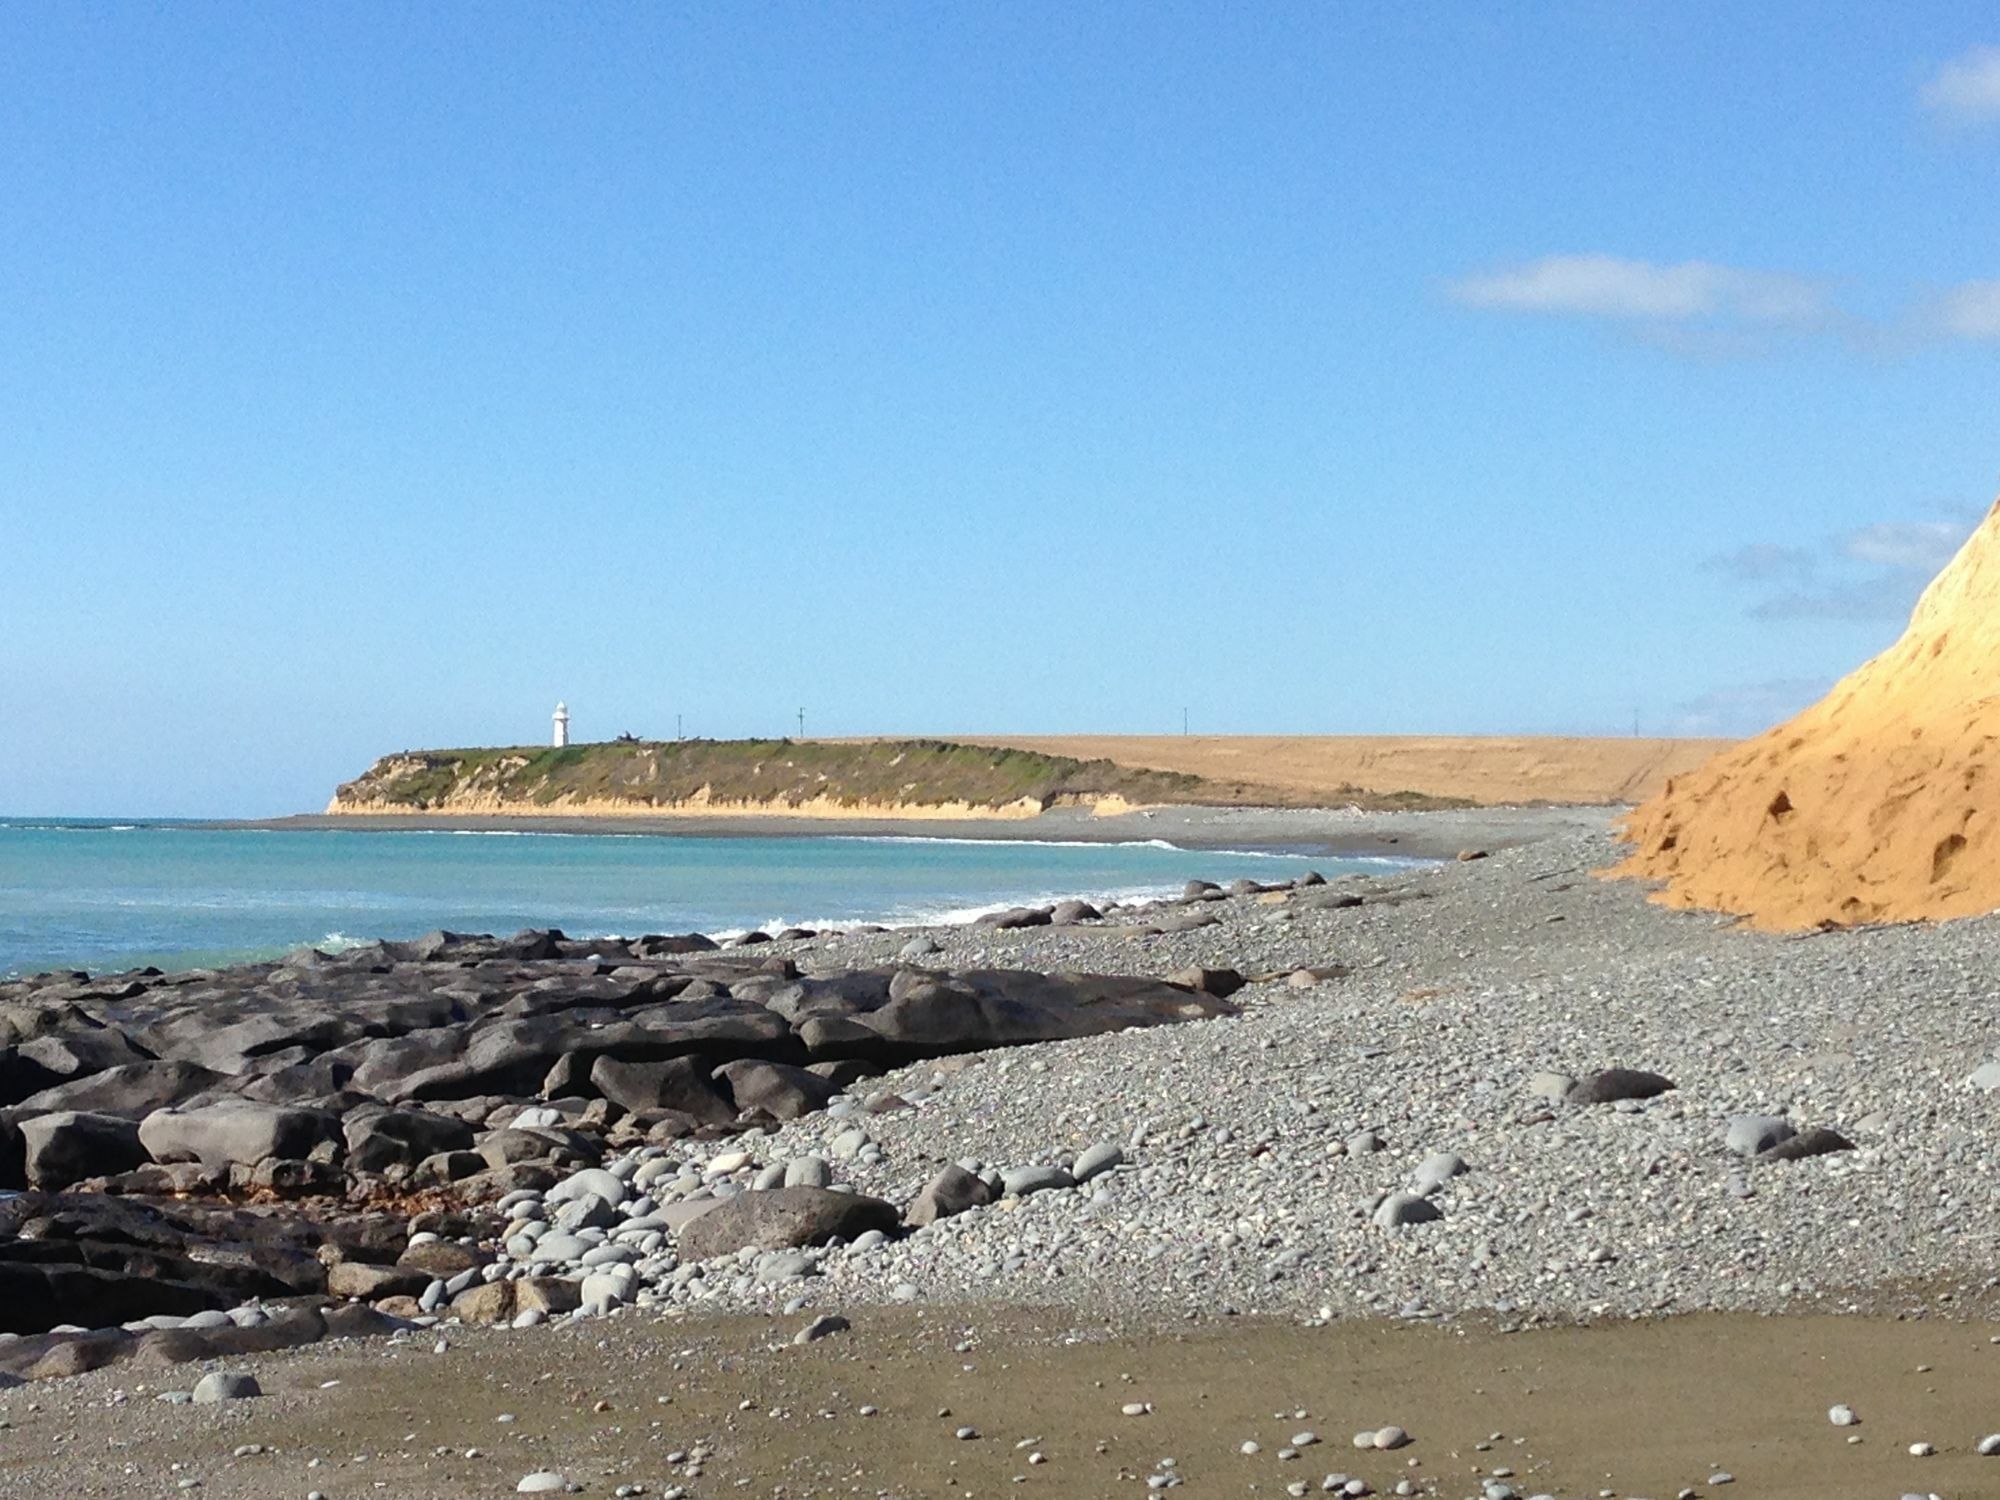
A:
7,1301,1998,1499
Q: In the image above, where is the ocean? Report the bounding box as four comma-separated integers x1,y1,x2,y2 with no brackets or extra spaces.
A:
0,819,1402,979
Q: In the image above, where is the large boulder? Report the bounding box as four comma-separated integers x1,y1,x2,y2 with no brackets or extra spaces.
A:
588,1055,735,1123
19,1111,146,1187
712,1059,839,1121
474,1125,594,1170
676,1186,900,1264
326,1261,429,1301
396,1019,574,1101
15,1060,225,1120
448,1276,581,1326
0,1115,21,1189
139,1102,342,1170
18,1028,150,1080
0,1192,330,1334
852,970,1234,1058
342,1107,476,1174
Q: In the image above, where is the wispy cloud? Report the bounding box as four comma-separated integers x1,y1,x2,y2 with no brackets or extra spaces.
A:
1702,542,1817,584
1921,45,2000,125
1669,677,1830,737
1447,255,1831,329
1706,510,1982,623
1451,252,2000,356
1840,519,1969,572
1930,278,2000,339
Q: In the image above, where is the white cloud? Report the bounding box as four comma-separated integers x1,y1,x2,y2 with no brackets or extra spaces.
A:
1841,519,1971,572
1449,252,2000,355
1446,255,1830,328
1932,279,2000,339
1921,45,2000,124
1706,511,1981,623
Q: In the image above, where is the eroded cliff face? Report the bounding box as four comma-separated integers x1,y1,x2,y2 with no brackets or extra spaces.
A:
329,785,1055,821
1614,499,2000,930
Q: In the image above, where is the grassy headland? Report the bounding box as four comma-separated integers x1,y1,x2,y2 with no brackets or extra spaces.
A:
326,738,1458,819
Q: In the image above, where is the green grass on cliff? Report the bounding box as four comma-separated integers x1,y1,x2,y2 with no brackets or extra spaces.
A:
330,738,1462,814
332,738,1205,812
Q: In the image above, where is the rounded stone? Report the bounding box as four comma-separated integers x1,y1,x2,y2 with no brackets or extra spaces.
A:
191,1371,261,1403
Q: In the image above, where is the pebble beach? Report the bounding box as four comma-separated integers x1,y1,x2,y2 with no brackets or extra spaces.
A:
6,805,2000,1499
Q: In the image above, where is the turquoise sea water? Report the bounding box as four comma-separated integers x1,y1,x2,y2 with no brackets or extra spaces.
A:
0,820,1399,978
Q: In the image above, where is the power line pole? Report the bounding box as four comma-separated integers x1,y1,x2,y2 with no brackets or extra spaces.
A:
675,713,682,741
1182,707,1189,736
797,707,806,740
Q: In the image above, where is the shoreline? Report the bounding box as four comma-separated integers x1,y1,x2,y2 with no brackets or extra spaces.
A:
7,1300,1997,1499
9,812,1998,1494
225,802,1615,860
6,804,1595,980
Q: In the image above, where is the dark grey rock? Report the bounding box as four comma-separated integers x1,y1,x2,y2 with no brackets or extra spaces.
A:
677,1186,901,1263
19,1111,146,1187
906,1163,995,1227
1565,1068,1675,1106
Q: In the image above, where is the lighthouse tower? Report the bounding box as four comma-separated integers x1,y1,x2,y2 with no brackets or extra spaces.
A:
552,702,571,748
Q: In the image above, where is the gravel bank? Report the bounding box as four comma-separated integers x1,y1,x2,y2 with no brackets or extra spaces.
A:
644,813,2000,1325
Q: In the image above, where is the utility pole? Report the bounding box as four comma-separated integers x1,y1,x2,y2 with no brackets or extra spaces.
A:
797,707,806,740
676,713,683,741
1182,707,1189,736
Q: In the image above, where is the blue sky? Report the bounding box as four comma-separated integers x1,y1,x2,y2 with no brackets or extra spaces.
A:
5,4,2000,816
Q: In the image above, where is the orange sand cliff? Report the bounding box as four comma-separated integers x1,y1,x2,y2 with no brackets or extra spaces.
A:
1615,498,2000,930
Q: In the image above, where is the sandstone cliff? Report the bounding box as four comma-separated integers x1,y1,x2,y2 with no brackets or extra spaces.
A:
1615,499,2000,929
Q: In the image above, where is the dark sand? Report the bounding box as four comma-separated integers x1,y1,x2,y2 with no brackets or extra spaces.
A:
7,1301,1996,1499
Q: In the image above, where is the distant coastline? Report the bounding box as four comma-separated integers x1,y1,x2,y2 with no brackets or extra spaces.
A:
235,802,1612,860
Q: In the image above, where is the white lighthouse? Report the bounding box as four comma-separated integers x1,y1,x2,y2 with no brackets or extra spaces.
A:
552,702,570,748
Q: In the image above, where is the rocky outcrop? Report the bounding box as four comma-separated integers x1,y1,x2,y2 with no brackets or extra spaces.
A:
0,933,1238,1345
